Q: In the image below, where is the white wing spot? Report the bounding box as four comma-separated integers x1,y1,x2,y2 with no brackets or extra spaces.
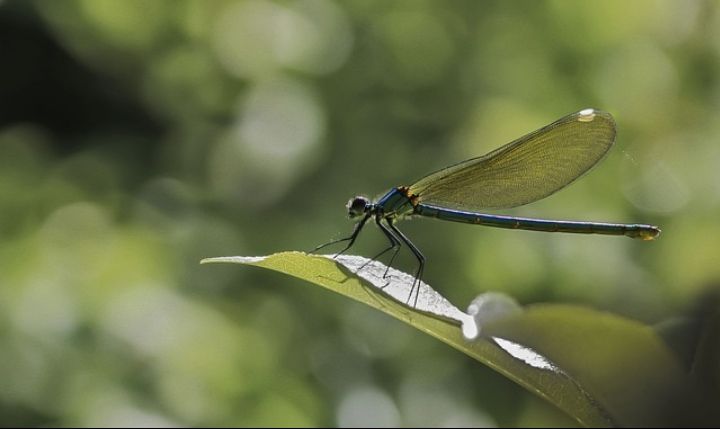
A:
578,108,596,122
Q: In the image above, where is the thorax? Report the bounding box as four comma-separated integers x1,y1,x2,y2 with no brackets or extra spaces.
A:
375,187,416,218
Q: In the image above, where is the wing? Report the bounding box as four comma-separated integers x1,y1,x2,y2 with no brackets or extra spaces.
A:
408,108,616,210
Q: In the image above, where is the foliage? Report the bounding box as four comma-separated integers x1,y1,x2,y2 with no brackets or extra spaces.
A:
203,252,719,427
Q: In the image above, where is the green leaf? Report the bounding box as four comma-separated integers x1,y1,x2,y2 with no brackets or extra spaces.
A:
202,251,717,427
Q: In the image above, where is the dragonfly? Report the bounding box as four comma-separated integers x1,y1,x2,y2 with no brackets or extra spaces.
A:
314,108,661,303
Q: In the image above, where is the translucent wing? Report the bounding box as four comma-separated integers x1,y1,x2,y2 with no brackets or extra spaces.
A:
409,109,616,210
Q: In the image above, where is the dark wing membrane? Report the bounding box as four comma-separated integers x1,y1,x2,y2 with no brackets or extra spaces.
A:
408,109,616,210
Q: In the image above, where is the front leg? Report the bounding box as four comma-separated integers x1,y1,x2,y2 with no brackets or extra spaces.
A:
310,213,371,257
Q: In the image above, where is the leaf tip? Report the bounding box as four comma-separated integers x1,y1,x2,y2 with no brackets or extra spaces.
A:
200,255,269,265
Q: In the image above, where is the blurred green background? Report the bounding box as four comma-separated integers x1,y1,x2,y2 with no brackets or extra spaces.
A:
1,0,719,426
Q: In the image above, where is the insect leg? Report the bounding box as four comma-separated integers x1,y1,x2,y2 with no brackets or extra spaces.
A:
310,213,371,258
388,220,425,307
356,215,401,273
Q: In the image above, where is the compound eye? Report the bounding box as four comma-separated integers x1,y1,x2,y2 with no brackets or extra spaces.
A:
347,196,369,218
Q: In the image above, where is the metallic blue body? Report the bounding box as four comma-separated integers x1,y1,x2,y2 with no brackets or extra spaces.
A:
414,203,657,239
